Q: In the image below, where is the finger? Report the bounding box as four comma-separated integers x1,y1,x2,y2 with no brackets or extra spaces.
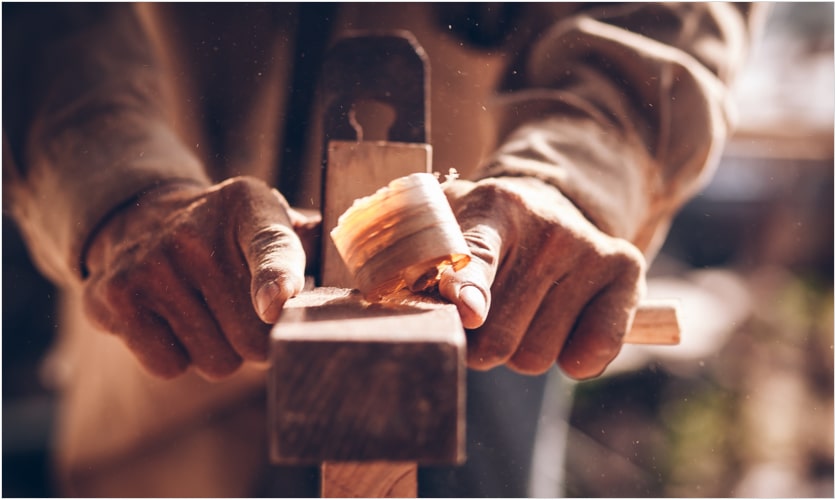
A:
506,273,592,375
246,225,306,323
438,180,504,327
146,262,243,379
160,295,244,380
196,260,272,362
439,198,519,367
225,179,306,323
462,260,561,370
170,227,272,363
83,252,194,378
438,205,508,329
439,262,491,330
557,269,643,380
120,308,191,379
82,270,190,378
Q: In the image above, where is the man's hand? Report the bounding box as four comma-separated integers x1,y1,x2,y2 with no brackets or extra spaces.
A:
439,177,646,379
82,176,311,380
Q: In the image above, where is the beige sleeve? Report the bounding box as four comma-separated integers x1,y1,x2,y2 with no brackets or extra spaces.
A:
479,3,768,256
3,4,210,286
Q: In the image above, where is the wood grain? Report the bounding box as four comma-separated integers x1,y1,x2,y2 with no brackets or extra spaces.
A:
625,299,682,345
268,288,677,464
321,462,417,498
269,288,467,465
276,33,438,498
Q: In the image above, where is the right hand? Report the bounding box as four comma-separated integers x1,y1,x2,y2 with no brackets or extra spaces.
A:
82,176,316,380
438,177,646,379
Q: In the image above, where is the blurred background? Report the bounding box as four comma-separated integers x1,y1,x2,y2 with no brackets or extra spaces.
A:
558,3,834,497
3,2,833,497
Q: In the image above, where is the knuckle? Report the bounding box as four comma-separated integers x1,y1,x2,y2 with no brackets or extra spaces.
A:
250,228,305,277
559,347,616,380
602,240,646,283
151,360,189,379
220,176,269,204
558,325,623,380
466,327,518,370
560,360,605,381
611,240,645,268
198,356,243,380
239,345,268,363
163,225,223,273
466,352,502,371
456,180,519,223
84,272,136,322
222,176,255,195
251,224,300,253
508,348,554,375
229,328,270,362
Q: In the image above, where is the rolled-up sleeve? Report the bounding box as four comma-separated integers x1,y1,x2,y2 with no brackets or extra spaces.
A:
3,4,209,286
479,3,767,255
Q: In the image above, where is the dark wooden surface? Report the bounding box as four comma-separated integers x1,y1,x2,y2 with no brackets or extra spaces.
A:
269,288,466,465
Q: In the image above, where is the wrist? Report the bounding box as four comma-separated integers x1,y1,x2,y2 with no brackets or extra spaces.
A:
478,117,651,244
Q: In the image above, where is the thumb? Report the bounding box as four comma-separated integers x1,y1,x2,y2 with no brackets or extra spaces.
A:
438,221,504,329
438,179,508,329
245,224,306,324
247,233,305,324
439,262,492,329
228,180,307,324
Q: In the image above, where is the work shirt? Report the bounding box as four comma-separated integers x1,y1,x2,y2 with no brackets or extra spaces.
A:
3,3,762,496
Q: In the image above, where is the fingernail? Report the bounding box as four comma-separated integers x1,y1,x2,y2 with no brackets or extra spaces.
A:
255,281,282,322
459,285,487,320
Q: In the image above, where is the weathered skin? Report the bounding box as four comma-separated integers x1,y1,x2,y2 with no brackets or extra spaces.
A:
440,177,645,379
83,173,644,381
82,177,308,379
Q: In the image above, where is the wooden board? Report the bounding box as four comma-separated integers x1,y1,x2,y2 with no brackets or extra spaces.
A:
627,299,681,345
269,288,466,465
271,32,440,498
321,462,417,498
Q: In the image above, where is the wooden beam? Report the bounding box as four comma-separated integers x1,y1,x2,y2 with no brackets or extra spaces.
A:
269,32,454,498
269,288,466,465
625,299,681,345
321,462,417,498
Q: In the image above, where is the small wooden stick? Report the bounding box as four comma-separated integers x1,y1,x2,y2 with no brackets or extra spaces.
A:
321,462,417,498
625,299,681,345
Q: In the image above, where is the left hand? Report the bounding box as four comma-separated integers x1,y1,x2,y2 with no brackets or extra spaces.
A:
82,177,313,379
439,177,647,379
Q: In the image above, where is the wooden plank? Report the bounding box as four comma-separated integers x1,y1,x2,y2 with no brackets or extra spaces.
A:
321,462,417,498
269,288,466,465
269,33,440,498
625,299,681,345
317,141,437,498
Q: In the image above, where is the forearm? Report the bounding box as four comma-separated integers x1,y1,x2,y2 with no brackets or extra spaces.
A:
3,4,209,285
479,3,766,256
